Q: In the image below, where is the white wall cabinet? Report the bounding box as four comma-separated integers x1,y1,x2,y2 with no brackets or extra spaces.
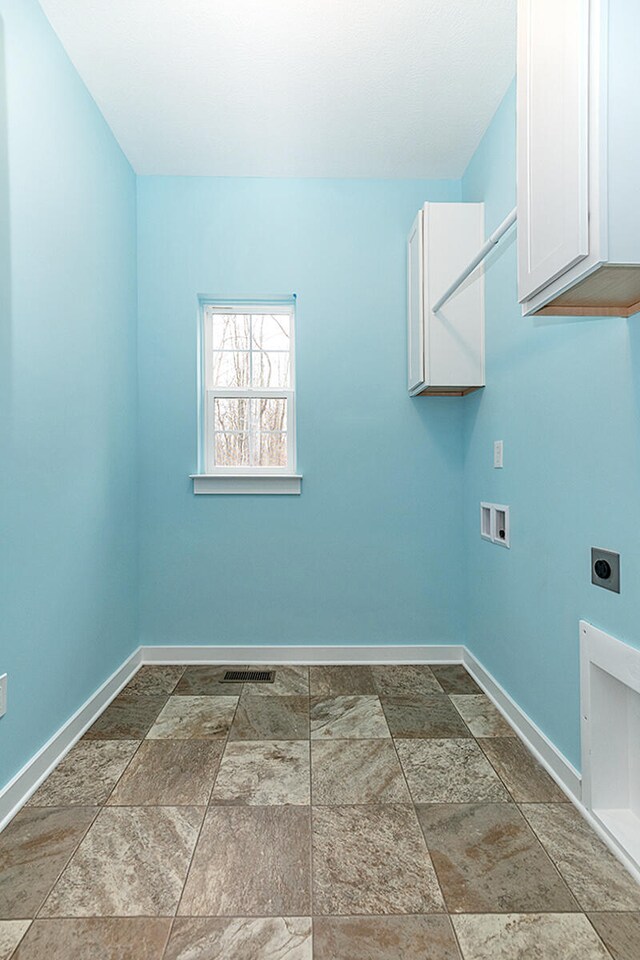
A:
407,203,485,396
518,0,640,317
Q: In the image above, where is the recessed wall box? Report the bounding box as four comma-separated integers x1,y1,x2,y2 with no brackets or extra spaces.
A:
480,503,510,548
494,506,510,548
480,503,493,541
591,547,620,593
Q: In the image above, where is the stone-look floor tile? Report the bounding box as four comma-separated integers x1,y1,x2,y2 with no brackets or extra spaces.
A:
210,741,310,805
179,806,311,916
0,921,30,960
450,695,515,738
452,913,611,960
313,916,462,960
146,695,238,740
12,919,171,959
312,804,444,915
310,696,390,740
27,741,139,807
588,912,640,960
478,738,568,803
311,740,410,804
174,666,244,697
0,807,96,919
416,803,578,914
429,665,482,695
382,696,471,739
245,665,309,696
372,665,442,698
121,666,186,697
521,803,640,910
83,694,168,740
108,740,224,806
40,806,203,917
164,917,312,960
310,665,376,697
396,739,510,803
230,696,309,741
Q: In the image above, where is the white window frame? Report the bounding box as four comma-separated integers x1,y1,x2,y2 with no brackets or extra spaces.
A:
192,298,301,495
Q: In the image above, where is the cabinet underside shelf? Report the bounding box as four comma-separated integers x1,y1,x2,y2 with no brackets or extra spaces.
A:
415,385,483,397
535,265,640,318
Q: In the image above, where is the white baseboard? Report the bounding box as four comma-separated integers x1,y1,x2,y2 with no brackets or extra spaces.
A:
462,647,582,801
0,648,142,832
140,643,465,665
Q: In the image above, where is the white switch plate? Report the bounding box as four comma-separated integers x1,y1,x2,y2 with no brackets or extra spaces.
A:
0,674,6,718
494,440,504,468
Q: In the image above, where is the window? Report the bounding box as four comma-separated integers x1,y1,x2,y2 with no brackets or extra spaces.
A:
193,300,300,494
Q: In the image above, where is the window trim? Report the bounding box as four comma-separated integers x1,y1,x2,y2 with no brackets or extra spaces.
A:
193,297,301,495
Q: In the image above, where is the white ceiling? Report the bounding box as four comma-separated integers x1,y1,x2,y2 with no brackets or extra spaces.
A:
39,0,516,179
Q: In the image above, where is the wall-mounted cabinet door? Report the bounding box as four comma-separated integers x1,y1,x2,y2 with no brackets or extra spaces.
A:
407,203,484,396
407,210,425,393
517,0,591,301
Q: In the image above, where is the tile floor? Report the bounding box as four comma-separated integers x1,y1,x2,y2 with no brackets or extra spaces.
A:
1,663,640,958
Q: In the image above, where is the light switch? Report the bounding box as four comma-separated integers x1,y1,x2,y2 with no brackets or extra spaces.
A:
494,440,503,468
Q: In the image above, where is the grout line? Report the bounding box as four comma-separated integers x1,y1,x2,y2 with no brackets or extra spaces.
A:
583,914,619,960
306,667,314,949
378,690,449,915
5,920,31,960
172,680,245,925
160,918,175,960
101,740,147,806
516,802,592,913
32,805,101,921
474,737,520,803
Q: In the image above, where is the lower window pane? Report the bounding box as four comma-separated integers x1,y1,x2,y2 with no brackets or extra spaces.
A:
252,397,287,432
214,432,250,467
256,432,288,467
214,397,249,432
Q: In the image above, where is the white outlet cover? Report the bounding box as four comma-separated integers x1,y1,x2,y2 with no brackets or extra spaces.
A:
0,674,6,718
493,440,504,468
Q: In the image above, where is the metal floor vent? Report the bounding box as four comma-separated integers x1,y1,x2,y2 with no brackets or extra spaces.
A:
222,669,275,683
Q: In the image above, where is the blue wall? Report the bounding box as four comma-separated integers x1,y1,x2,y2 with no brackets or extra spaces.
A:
136,177,467,648
462,82,640,769
0,0,138,789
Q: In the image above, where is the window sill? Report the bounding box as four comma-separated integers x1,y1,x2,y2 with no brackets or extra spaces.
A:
190,474,302,495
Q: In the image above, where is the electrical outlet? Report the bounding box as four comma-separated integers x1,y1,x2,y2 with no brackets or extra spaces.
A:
591,547,620,593
494,440,504,468
0,674,6,718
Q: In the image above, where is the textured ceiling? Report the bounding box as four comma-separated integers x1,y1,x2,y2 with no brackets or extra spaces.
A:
38,0,516,178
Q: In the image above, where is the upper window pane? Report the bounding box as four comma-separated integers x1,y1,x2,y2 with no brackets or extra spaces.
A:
251,314,290,351
212,351,250,388
210,313,251,351
253,350,290,389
